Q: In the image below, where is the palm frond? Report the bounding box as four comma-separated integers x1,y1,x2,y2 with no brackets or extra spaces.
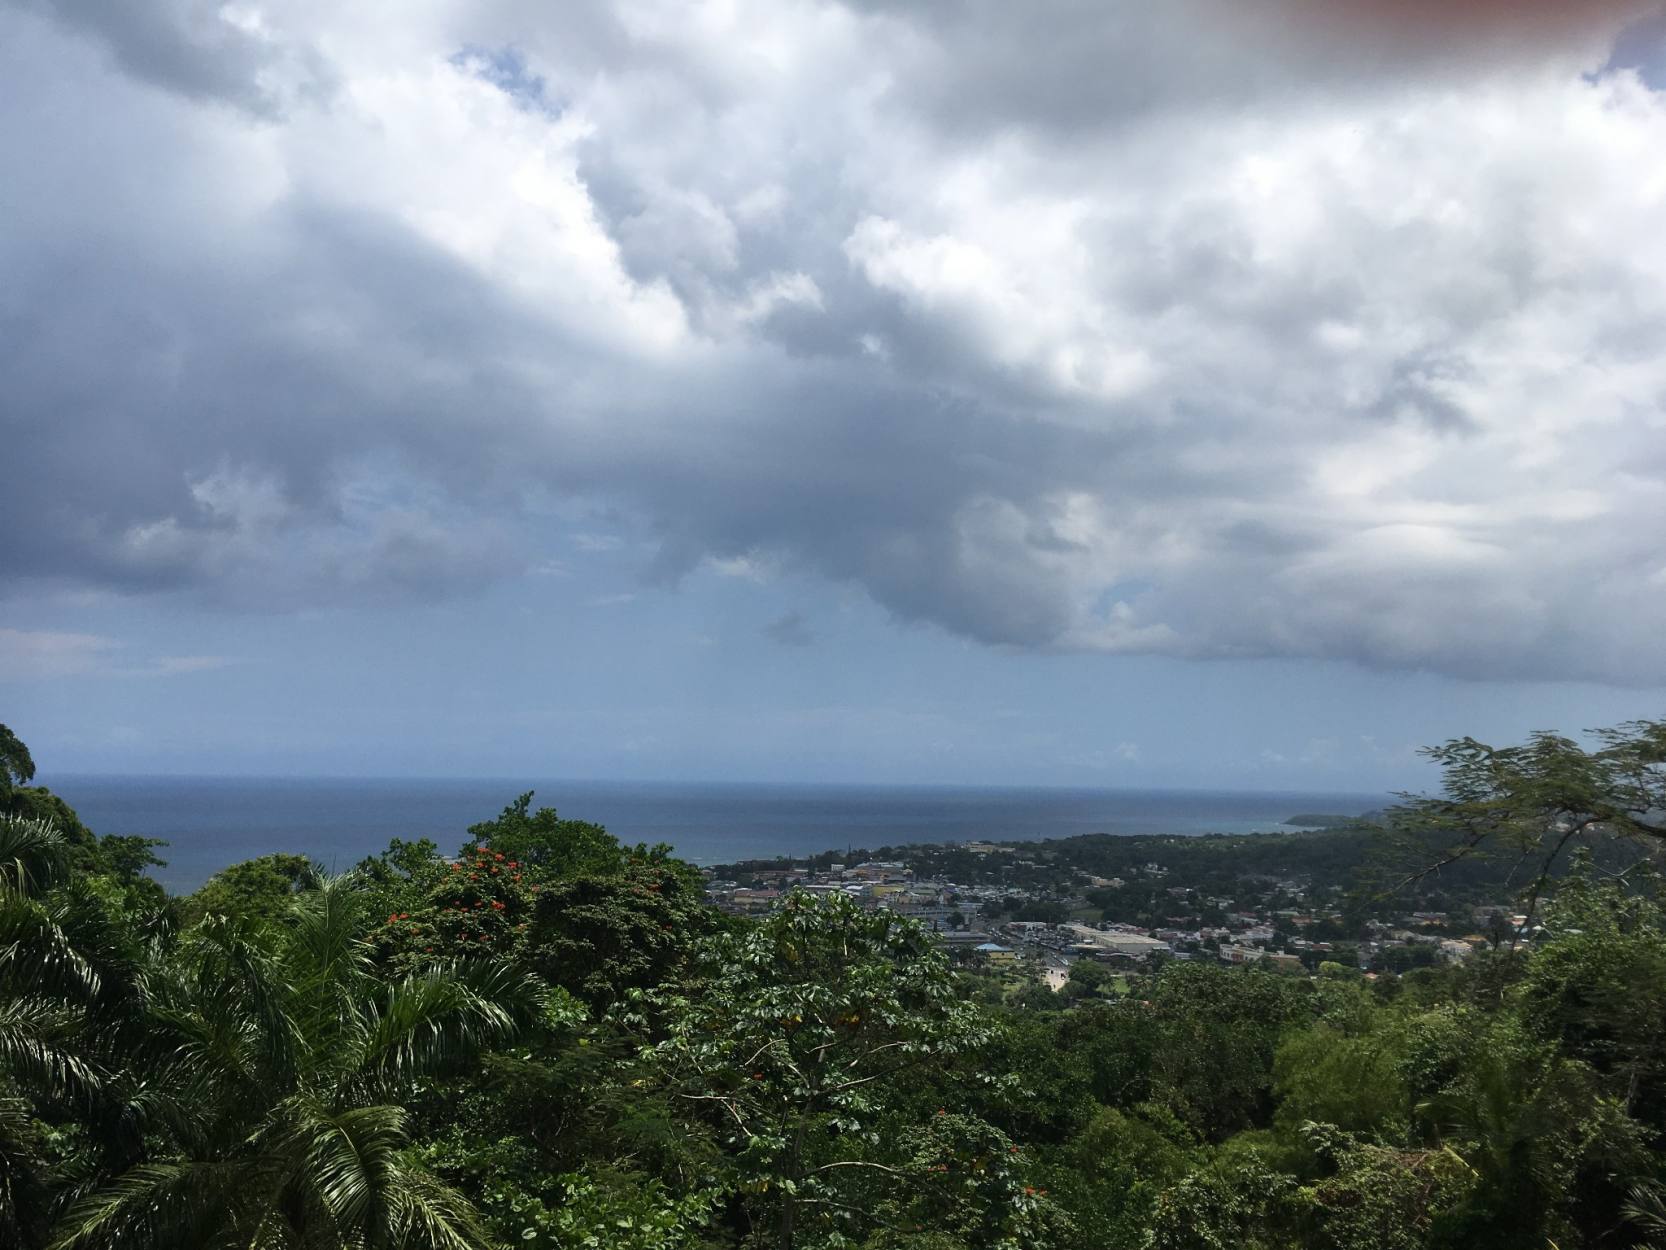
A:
0,816,68,899
48,1159,253,1250
285,873,368,997
183,915,303,1088
1625,1182,1666,1241
0,1093,54,1250
282,875,372,1063
0,997,110,1114
277,1096,408,1235
382,1164,490,1250
0,893,101,1006
343,962,542,1094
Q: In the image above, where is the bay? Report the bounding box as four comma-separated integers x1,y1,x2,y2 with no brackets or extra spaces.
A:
45,774,1392,892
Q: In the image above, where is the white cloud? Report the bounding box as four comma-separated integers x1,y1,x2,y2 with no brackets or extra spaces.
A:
0,629,118,680
0,629,235,679
4,0,1666,683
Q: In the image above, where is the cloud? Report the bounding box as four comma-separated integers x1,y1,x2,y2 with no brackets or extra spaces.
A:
0,629,236,680
3,1,1666,684
763,611,815,647
0,629,118,680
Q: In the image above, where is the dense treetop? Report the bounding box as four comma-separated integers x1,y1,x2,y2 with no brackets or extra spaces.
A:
3,719,1665,1249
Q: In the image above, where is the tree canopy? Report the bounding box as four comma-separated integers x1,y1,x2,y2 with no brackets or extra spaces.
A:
3,718,1666,1250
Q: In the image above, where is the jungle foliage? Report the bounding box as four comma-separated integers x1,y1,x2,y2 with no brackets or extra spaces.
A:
3,720,1666,1249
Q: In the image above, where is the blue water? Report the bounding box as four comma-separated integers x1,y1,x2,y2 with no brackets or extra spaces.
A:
45,775,1389,892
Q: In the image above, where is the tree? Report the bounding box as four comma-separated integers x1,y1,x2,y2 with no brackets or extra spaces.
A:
1060,960,1115,1002
632,890,1055,1249
54,874,562,1250
0,725,36,805
180,852,318,926
1388,720,1666,925
0,816,160,1249
465,794,628,879
1143,963,1310,1140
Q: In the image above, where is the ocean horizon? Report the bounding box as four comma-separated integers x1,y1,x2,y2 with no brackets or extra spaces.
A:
42,773,1394,893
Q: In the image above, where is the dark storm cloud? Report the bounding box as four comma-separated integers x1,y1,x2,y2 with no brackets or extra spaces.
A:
4,0,1666,684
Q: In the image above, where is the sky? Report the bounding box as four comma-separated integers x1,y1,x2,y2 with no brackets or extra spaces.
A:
4,0,1666,792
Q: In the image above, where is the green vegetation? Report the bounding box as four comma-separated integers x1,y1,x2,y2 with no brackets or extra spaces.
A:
3,719,1666,1248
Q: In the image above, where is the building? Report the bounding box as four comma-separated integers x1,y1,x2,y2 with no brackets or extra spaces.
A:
974,942,1017,965
1220,945,1303,972
1061,923,1172,960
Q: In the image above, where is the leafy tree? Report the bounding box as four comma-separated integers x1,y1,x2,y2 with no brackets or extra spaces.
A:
1143,963,1310,1139
1273,1019,1409,1144
180,852,318,926
1414,1022,1650,1250
1059,960,1116,1003
1281,1124,1472,1250
523,858,719,1009
465,794,629,879
1144,1157,1293,1250
368,831,718,1011
0,726,36,805
633,890,1055,1249
1387,720,1666,924
1514,868,1666,1125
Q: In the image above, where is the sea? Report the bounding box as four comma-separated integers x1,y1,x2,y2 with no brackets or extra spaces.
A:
44,775,1392,893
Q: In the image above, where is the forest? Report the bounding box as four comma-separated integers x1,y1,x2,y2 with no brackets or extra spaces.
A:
2,720,1666,1250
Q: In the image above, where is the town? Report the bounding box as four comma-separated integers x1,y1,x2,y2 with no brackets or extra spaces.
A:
703,830,1531,988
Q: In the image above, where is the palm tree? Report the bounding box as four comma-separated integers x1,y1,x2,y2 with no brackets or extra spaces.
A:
50,873,549,1250
0,814,147,1248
